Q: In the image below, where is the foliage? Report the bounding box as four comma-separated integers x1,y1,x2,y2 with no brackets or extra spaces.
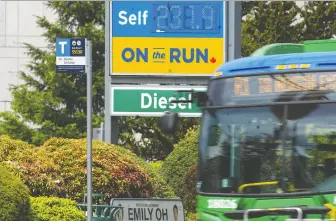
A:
0,136,174,201
148,160,163,173
183,164,197,212
119,117,199,161
0,164,31,221
160,125,199,212
242,1,301,56
185,212,197,221
0,1,105,145
0,1,198,161
242,2,259,17
29,196,86,221
0,112,36,144
0,135,33,162
299,1,336,41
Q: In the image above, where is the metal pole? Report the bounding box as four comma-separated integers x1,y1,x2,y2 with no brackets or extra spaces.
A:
86,39,93,221
224,0,228,63
100,122,104,141
225,1,242,62
104,0,112,143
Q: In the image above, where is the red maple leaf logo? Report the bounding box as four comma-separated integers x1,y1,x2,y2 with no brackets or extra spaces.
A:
210,57,216,63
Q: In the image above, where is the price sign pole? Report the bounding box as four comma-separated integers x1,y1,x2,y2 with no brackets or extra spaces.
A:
85,39,93,221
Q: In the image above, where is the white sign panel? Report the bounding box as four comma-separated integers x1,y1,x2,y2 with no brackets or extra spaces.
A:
56,57,86,65
110,198,185,221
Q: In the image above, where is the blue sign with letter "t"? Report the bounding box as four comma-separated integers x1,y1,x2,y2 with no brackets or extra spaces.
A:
56,38,86,73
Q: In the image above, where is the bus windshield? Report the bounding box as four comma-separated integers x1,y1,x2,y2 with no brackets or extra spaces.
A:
198,72,336,195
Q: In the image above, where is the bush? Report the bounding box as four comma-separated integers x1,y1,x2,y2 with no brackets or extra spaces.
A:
185,212,197,221
160,125,199,211
0,164,31,221
115,153,175,199
148,160,163,173
0,135,33,162
29,196,85,221
1,136,175,201
183,164,197,212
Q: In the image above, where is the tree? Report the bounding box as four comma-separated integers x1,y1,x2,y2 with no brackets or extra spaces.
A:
242,2,259,17
0,2,105,145
0,1,197,160
241,1,301,56
119,117,199,161
299,1,336,41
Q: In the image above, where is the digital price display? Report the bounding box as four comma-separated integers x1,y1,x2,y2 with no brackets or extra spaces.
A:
152,2,220,33
233,73,336,96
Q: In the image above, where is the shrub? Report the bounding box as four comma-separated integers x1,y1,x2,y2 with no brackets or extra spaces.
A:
148,160,163,173
29,196,85,221
1,136,175,201
115,152,175,199
0,164,31,221
185,212,197,221
183,164,197,212
160,125,199,211
0,135,33,162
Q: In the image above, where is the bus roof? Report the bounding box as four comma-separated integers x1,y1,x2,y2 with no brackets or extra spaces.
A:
215,51,336,77
250,43,303,56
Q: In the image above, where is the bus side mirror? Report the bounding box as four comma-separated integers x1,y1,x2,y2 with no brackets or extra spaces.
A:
158,112,179,135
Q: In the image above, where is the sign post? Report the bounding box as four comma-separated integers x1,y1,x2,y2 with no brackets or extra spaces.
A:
56,38,93,221
85,39,93,221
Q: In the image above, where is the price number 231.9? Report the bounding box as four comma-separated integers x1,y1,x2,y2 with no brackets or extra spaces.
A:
154,4,219,32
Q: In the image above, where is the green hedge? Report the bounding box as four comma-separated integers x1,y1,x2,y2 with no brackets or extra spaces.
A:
148,160,163,173
0,164,31,221
0,136,175,201
160,125,199,212
185,212,197,221
0,135,33,162
29,196,85,221
183,164,197,211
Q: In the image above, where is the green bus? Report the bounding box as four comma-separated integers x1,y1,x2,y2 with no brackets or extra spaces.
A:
159,39,336,221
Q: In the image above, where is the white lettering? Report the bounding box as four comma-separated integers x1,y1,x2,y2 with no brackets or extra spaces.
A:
153,93,157,109
58,41,67,54
168,97,177,109
208,199,237,209
158,97,167,109
142,10,148,25
188,93,192,109
178,97,186,109
141,93,151,109
118,10,148,25
129,14,136,25
118,11,128,25
139,93,195,110
334,195,336,205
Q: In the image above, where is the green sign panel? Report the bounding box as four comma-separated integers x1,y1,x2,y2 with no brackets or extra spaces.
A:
111,86,207,117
